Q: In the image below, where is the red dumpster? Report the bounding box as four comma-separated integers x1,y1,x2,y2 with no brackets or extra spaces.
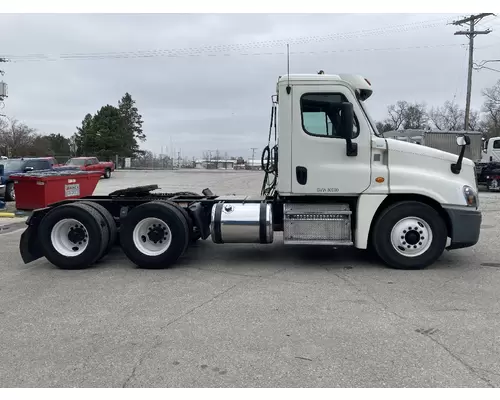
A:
10,170,102,210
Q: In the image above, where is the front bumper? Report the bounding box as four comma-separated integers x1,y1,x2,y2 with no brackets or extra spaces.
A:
443,205,482,250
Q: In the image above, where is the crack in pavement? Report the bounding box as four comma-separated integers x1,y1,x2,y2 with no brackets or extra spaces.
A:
121,283,238,388
425,335,496,388
331,270,497,387
329,270,407,321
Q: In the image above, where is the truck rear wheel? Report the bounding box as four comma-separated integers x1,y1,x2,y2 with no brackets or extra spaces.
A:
372,201,447,270
119,201,189,269
38,203,110,269
79,201,118,261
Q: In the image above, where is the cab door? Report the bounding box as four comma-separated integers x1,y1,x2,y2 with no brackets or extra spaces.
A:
291,84,372,195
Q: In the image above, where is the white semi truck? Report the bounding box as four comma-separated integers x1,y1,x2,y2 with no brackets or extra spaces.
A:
19,73,481,271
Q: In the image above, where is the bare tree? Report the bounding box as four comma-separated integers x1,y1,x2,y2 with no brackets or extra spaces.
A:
386,101,428,131
429,101,464,131
403,102,428,129
0,117,38,156
429,101,481,131
481,79,500,139
468,109,480,131
387,101,409,131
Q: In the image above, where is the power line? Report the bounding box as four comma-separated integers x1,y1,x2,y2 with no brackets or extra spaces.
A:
452,13,494,130
4,43,466,64
1,17,449,63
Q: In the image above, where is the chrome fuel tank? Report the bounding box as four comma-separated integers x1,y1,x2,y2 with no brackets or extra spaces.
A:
210,202,273,244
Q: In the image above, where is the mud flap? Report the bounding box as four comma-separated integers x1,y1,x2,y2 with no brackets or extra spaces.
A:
20,224,44,264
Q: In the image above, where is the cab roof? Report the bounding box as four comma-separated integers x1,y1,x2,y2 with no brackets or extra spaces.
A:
277,73,373,101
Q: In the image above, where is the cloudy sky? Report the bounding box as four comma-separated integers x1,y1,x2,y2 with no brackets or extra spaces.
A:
1,13,499,159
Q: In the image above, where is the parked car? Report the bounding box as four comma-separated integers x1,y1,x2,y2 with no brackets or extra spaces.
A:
66,157,115,179
0,157,78,201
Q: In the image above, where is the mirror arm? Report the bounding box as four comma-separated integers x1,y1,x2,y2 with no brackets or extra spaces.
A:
451,146,466,174
345,138,358,157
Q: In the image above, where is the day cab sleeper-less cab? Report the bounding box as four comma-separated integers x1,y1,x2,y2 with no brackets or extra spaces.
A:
19,73,481,271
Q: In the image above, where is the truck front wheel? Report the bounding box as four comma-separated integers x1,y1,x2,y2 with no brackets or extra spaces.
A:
372,201,447,270
104,168,111,179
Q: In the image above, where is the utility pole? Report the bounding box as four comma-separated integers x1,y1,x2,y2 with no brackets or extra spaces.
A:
0,57,9,113
251,147,258,168
452,13,494,130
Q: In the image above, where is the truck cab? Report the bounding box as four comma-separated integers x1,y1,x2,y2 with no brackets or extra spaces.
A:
482,136,500,163
268,73,481,268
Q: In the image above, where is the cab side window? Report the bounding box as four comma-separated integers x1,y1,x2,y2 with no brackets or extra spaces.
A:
301,93,360,139
493,140,500,149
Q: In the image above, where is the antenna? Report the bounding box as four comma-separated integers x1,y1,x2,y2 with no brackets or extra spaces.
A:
286,44,291,95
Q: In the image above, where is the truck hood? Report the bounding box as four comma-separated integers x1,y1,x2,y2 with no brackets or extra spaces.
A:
386,138,474,167
385,138,477,206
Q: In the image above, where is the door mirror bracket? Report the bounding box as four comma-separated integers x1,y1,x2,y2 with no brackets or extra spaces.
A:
339,102,357,157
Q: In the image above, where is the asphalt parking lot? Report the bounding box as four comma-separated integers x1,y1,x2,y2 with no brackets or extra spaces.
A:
1,169,500,388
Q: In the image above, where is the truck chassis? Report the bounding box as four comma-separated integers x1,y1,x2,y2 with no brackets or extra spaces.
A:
19,183,479,272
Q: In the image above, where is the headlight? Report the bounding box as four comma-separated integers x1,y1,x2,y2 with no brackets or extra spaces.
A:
463,185,478,208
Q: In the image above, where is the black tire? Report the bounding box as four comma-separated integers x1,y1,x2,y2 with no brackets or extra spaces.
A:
119,201,189,269
486,178,499,191
372,201,447,270
104,169,111,179
79,201,118,261
5,182,15,201
38,203,110,270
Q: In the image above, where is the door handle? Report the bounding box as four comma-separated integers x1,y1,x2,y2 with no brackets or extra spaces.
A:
296,166,307,185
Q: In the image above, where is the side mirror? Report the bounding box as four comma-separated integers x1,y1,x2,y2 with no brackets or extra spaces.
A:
451,135,470,174
0,164,4,175
456,135,470,146
338,102,357,157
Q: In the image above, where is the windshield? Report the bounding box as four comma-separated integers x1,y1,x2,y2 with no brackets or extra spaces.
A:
67,159,86,166
358,98,383,138
2,160,25,171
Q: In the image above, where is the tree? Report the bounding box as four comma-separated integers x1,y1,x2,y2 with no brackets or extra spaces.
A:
429,101,463,131
91,105,128,160
118,92,145,156
386,100,428,131
0,117,37,156
481,79,500,140
375,121,395,133
428,101,480,131
45,133,71,155
74,113,95,156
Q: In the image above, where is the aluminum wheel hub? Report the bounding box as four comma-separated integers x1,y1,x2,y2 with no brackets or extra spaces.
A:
390,216,433,257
